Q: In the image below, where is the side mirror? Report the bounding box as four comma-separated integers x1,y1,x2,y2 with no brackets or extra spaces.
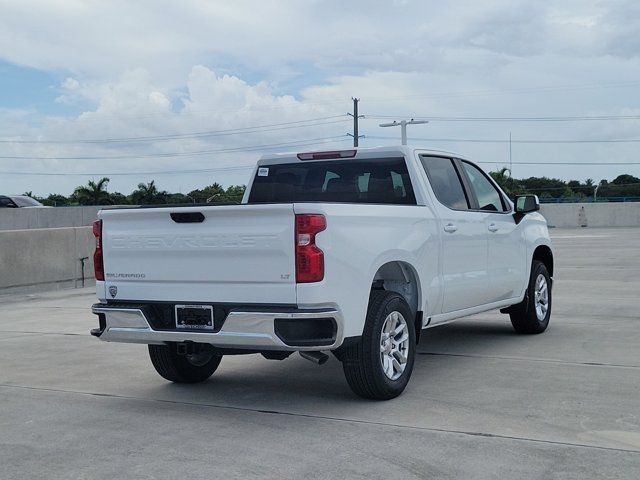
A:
515,194,540,214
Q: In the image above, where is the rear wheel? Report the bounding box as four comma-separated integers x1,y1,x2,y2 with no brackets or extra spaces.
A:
341,290,416,400
509,260,552,334
148,343,222,383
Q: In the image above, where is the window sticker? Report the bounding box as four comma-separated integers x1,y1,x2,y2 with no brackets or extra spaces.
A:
258,167,269,177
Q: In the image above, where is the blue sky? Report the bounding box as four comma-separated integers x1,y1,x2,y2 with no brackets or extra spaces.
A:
1,0,639,196
0,61,68,113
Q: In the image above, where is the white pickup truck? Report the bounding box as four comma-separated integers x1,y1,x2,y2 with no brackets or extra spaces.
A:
91,146,553,399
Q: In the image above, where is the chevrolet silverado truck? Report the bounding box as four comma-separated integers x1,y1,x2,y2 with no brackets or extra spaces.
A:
90,146,553,400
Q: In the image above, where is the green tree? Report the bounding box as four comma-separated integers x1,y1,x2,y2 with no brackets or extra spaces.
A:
108,192,129,205
165,193,190,204
129,180,167,205
224,185,246,202
73,178,111,205
599,174,640,198
489,168,524,198
41,194,70,206
561,186,575,198
519,176,566,196
188,182,225,203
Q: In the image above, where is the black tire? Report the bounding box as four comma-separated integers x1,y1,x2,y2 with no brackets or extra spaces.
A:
509,260,552,334
148,344,222,383
341,290,416,400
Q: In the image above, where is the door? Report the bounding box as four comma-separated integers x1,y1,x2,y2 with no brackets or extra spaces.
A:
420,156,489,314
459,160,526,302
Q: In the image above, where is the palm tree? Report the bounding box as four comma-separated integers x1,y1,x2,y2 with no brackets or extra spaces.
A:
73,178,111,205
130,180,167,205
490,167,524,198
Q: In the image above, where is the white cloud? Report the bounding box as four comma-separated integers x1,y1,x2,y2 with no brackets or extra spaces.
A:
61,77,79,90
0,65,350,195
2,1,638,82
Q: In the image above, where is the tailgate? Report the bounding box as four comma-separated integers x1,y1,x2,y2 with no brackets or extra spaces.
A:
100,204,296,304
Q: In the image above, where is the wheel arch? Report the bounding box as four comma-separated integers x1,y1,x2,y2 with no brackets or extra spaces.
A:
532,244,554,277
370,260,423,341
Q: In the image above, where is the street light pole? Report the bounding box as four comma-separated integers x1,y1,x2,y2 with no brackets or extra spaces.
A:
378,119,429,145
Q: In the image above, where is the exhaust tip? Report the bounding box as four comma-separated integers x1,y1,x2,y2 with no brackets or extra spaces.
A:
299,351,329,365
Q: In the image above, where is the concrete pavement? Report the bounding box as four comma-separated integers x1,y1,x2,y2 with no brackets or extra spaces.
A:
1,228,639,479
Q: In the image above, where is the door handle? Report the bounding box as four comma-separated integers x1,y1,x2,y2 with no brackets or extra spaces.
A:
488,223,499,232
170,212,205,223
444,223,458,233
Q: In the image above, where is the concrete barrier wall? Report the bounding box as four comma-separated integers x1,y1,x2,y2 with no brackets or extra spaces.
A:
0,202,638,295
0,227,95,294
540,203,640,228
2,203,639,231
0,206,102,231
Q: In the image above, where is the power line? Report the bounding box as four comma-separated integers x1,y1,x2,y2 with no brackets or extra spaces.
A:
79,80,640,119
34,99,353,122
0,135,349,160
360,80,640,103
367,135,640,144
0,138,352,176
0,164,255,177
478,161,640,165
0,115,349,144
3,78,638,128
112,79,640,120
365,114,640,122
5,79,638,125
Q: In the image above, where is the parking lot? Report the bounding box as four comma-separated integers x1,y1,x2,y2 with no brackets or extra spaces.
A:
1,227,639,479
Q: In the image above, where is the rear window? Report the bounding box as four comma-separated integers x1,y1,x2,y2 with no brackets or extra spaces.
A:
11,196,42,207
248,157,416,205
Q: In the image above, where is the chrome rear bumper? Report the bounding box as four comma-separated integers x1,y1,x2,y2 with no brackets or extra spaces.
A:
91,304,342,351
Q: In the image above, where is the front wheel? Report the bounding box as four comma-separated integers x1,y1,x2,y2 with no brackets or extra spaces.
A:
509,260,552,334
148,343,222,383
341,290,416,400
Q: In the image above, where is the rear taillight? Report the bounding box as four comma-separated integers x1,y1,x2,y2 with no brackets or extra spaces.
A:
92,219,104,281
295,214,326,283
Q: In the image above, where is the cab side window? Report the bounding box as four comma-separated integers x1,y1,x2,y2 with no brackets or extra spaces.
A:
420,156,469,210
461,161,508,212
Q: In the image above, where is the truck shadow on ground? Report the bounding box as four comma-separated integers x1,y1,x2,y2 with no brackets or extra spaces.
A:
416,317,520,351
150,317,520,402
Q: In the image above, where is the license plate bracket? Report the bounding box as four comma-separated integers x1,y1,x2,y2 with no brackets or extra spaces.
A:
175,305,214,331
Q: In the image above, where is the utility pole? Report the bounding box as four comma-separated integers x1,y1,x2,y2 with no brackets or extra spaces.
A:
347,97,364,147
379,119,428,145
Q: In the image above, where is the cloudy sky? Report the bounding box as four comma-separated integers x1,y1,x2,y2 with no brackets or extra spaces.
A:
1,0,639,197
